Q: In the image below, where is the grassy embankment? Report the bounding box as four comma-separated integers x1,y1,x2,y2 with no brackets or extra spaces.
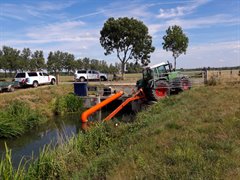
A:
0,84,83,138
1,83,240,179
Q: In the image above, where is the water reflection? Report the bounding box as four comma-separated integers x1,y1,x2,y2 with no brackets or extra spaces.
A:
0,113,82,167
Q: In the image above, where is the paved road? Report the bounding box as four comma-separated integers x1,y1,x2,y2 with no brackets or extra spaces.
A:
60,81,136,86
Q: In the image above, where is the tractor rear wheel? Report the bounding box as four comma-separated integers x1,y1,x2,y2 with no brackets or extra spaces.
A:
150,80,170,101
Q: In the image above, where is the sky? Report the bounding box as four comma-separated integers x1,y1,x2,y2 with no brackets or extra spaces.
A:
0,0,239,68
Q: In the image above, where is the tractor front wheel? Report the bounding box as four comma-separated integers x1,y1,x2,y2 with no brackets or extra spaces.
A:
150,80,170,101
180,77,191,91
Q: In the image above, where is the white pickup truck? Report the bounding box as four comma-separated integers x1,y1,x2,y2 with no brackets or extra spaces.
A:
14,72,56,87
74,70,108,82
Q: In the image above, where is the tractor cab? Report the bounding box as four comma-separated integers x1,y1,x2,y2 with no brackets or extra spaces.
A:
142,62,173,81
150,62,172,80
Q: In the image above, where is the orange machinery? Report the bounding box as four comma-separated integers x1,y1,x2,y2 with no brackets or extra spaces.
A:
81,88,145,123
104,89,144,121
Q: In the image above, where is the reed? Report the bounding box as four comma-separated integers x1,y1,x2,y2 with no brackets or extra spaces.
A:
0,101,46,138
0,143,26,180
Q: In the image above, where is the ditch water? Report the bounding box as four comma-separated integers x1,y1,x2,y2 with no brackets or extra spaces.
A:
0,108,136,168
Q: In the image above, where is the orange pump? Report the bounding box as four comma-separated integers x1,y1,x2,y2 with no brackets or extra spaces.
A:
81,88,145,123
81,91,124,123
104,89,145,121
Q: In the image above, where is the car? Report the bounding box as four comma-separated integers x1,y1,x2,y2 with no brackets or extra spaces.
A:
0,81,19,92
14,72,56,88
74,70,108,82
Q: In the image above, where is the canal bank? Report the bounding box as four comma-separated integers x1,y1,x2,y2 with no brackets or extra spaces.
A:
0,108,137,168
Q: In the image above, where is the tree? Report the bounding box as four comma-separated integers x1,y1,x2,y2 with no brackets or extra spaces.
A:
100,17,155,78
2,46,21,74
74,59,83,70
99,60,109,73
62,52,75,74
82,57,90,69
47,51,64,74
108,63,118,74
31,50,45,71
162,25,189,69
20,48,31,71
126,62,142,73
90,59,99,70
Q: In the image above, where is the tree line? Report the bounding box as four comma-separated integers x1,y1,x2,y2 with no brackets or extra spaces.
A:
0,17,189,79
0,46,142,77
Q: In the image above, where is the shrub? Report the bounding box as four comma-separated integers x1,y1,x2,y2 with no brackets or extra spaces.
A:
207,75,220,86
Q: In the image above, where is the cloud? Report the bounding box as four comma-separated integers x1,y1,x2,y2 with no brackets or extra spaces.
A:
150,40,240,68
35,1,76,11
156,0,211,19
166,15,240,29
67,0,200,21
71,10,106,20
0,19,101,58
157,7,186,19
0,1,76,21
26,21,86,40
99,1,153,19
0,4,27,20
148,14,240,37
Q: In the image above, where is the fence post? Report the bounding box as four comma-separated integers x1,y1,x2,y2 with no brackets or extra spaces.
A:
204,70,208,85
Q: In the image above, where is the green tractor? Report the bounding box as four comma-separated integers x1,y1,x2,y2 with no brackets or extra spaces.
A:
136,62,191,101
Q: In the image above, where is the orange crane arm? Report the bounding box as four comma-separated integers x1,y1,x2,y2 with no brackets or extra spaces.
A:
104,89,145,121
81,91,124,123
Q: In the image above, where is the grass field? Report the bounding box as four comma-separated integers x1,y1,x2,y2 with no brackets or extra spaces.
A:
207,69,240,83
1,83,239,179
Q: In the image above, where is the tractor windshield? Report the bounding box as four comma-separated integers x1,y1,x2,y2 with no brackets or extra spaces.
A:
143,68,153,80
156,65,167,74
152,65,167,79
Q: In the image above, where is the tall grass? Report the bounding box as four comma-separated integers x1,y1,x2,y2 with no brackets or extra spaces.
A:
0,100,46,138
53,93,83,115
0,143,26,180
1,84,239,178
26,145,62,179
